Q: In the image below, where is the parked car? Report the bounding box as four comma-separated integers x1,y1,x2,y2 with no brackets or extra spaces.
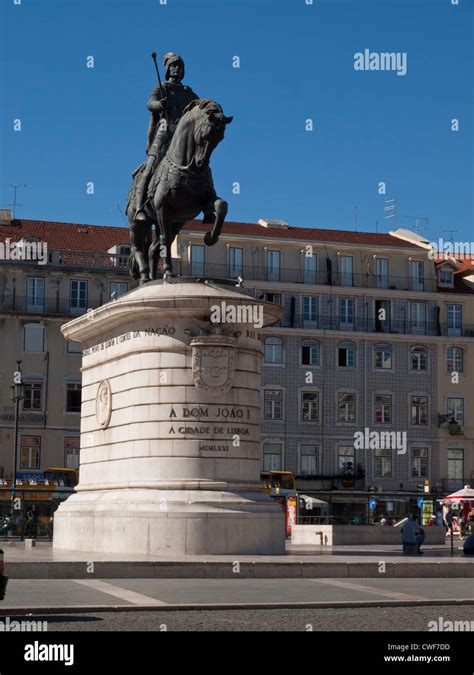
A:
0,549,8,600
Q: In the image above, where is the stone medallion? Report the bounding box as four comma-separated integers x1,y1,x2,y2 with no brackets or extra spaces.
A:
96,379,112,429
191,335,236,394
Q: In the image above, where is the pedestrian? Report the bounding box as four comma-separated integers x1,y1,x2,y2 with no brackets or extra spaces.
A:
401,514,417,554
414,517,425,554
0,515,12,538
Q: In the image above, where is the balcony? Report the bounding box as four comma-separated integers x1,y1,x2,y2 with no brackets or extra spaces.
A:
278,314,474,338
177,261,440,293
0,250,130,272
0,295,104,317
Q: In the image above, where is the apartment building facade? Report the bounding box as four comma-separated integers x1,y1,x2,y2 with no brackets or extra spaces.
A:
172,218,474,518
0,211,472,519
0,212,133,478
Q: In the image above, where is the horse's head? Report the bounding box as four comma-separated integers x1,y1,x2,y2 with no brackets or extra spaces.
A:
183,99,233,168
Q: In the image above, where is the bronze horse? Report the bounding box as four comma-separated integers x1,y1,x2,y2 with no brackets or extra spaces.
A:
126,99,233,283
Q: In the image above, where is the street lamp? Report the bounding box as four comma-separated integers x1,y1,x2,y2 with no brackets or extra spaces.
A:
9,360,24,510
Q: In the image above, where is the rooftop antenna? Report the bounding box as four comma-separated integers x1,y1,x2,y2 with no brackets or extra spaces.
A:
384,198,396,224
107,203,128,225
7,184,27,219
442,228,458,247
399,214,429,235
375,220,379,233
354,205,358,231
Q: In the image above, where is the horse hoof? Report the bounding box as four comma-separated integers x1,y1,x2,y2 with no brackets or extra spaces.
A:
204,232,215,246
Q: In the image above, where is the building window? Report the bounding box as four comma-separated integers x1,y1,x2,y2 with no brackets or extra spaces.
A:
411,345,427,371
303,296,318,326
67,341,82,354
266,250,281,282
410,302,426,333
300,445,318,475
337,446,355,474
338,393,356,422
448,448,464,483
22,383,42,411
439,268,453,286
447,346,463,374
190,245,205,276
229,247,243,278
264,337,283,364
339,298,354,329
66,383,82,413
340,255,353,287
301,391,319,421
264,390,282,420
23,323,44,353
110,282,128,299
412,447,428,478
70,280,88,315
376,258,389,289
263,443,282,471
264,293,282,304
20,436,41,470
375,448,392,477
375,394,392,424
375,343,392,369
303,253,317,284
338,341,356,367
447,304,462,336
410,260,424,291
301,339,319,366
64,438,80,470
447,397,464,425
26,277,45,313
411,396,428,425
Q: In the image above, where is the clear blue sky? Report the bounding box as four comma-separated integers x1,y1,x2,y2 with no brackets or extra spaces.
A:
1,0,472,243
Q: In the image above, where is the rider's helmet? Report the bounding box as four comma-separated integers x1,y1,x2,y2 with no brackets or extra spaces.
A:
163,52,184,80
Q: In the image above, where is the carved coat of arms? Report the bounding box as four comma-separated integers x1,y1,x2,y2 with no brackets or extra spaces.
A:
191,335,236,394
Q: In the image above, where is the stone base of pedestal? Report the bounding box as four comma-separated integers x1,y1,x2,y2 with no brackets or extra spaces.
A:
53,488,285,555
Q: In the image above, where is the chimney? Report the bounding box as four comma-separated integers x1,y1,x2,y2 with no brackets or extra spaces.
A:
0,209,13,226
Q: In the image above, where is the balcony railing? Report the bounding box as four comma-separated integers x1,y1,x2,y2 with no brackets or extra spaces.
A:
177,261,441,292
0,295,104,316
277,315,474,337
0,250,130,271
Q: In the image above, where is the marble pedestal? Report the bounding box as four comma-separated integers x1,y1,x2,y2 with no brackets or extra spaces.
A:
53,279,285,555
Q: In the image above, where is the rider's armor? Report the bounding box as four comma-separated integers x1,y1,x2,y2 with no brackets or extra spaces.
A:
134,54,199,219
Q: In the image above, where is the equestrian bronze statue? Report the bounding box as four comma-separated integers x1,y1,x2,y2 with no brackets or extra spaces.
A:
126,52,232,283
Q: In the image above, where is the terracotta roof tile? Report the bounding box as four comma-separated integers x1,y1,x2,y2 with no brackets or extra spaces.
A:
0,218,424,252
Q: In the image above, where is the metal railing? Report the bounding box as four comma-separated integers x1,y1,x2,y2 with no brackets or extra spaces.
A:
0,250,130,271
278,316,474,337
0,295,104,316
178,261,441,293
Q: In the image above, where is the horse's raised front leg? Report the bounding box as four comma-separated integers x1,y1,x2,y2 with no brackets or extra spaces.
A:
203,199,228,247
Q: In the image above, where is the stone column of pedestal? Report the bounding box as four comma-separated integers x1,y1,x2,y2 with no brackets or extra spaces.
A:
53,279,286,555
